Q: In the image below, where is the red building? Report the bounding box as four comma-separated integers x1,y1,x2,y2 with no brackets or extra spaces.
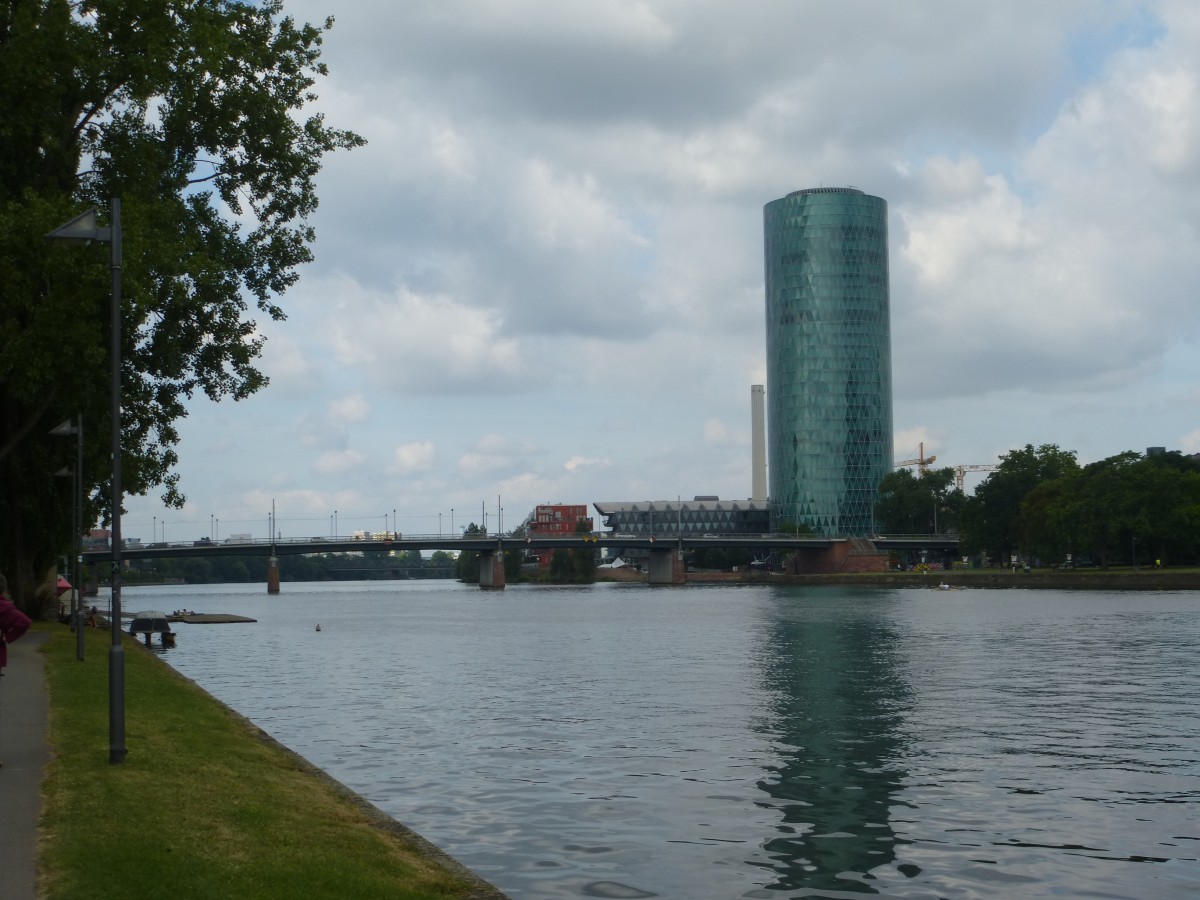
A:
525,503,593,567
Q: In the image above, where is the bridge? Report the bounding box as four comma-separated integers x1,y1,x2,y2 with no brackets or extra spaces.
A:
84,532,961,590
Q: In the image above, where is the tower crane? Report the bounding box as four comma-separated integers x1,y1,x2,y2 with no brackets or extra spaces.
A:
955,464,996,492
894,442,937,477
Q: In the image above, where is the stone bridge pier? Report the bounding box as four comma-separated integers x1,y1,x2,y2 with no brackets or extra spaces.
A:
647,546,685,585
478,548,506,590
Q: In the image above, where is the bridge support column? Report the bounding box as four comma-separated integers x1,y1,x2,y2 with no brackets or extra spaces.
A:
647,546,685,585
478,549,506,590
267,556,280,594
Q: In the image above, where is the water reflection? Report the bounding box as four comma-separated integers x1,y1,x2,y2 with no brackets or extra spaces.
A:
753,592,911,894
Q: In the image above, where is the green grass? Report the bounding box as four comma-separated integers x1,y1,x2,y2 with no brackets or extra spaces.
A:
38,625,505,900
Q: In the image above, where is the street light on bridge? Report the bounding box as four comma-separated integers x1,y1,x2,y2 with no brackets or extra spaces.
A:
47,198,126,764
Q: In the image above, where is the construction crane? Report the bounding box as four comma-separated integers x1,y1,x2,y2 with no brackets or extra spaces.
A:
895,442,937,477
955,464,996,492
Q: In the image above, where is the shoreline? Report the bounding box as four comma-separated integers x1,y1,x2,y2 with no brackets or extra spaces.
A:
602,568,1200,590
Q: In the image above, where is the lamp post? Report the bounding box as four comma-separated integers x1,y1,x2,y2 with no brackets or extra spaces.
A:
50,415,85,661
47,198,125,763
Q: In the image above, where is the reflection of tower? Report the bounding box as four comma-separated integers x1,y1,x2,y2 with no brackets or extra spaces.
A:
752,600,910,891
751,384,767,502
763,187,893,536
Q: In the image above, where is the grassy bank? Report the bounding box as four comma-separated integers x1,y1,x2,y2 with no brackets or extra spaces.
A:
37,624,506,900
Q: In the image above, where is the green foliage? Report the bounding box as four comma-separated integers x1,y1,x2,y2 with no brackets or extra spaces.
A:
548,548,573,582
960,444,1079,561
875,466,964,534
688,546,754,570
0,1,363,610
122,548,455,584
1020,451,1200,566
454,523,484,582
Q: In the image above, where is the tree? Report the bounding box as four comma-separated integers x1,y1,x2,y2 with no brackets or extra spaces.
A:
1026,451,1200,567
455,524,484,583
875,466,963,534
0,1,363,611
570,518,597,583
960,444,1079,563
428,550,456,577
548,548,573,583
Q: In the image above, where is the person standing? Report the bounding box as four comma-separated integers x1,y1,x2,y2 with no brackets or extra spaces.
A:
1,572,33,768
0,572,31,668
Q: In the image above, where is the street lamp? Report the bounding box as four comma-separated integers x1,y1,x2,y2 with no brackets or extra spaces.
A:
47,198,125,764
50,415,85,661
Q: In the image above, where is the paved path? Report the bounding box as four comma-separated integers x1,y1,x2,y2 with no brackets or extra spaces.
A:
0,631,49,900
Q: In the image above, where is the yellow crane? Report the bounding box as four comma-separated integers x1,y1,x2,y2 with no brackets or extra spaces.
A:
895,442,937,477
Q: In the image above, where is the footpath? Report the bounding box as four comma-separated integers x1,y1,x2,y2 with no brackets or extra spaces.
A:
0,631,49,900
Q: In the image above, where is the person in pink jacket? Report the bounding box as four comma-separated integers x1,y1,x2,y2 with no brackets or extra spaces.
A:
0,572,32,671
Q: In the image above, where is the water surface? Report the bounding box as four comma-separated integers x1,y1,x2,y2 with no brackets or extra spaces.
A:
127,580,1200,898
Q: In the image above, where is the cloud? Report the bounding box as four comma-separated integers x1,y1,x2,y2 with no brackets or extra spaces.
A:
123,2,1200,543
392,441,435,475
313,449,368,476
458,434,541,479
325,280,528,394
329,394,370,425
564,455,610,473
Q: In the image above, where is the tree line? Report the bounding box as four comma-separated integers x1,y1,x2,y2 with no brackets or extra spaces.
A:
877,444,1200,567
120,548,458,586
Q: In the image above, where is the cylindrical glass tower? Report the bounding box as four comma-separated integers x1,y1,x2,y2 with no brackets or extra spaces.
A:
763,187,892,536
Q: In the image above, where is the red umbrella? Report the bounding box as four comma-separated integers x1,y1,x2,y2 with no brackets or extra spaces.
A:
56,576,73,596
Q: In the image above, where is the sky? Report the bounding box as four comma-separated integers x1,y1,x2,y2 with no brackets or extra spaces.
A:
123,0,1200,544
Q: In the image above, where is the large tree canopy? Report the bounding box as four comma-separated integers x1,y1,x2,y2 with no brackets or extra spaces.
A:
875,466,963,535
959,443,1079,563
0,0,362,610
1020,450,1200,567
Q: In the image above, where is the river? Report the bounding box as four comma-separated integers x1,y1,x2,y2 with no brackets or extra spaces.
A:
123,580,1200,899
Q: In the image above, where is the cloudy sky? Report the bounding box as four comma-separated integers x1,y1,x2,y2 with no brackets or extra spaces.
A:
124,0,1200,543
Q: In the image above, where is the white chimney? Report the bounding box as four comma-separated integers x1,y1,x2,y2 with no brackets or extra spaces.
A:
751,384,767,501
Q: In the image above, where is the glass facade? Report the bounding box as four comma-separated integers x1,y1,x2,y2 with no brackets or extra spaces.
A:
593,500,769,537
763,188,892,536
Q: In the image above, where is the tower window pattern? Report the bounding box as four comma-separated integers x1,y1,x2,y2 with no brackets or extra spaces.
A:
763,188,893,536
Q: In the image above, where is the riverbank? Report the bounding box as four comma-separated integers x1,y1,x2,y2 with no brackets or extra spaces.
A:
35,624,508,900
599,567,1200,590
